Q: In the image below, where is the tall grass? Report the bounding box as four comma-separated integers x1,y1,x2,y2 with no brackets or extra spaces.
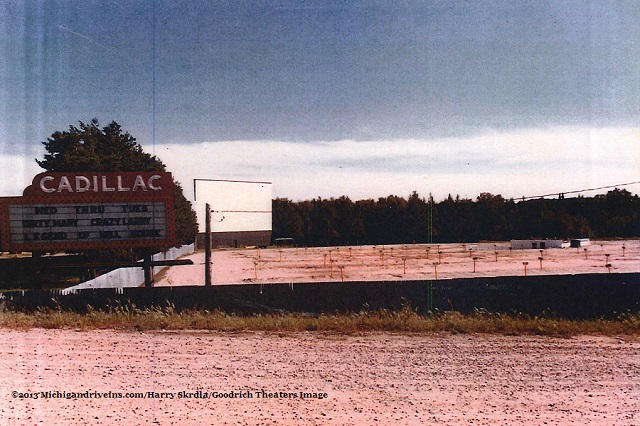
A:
0,304,639,336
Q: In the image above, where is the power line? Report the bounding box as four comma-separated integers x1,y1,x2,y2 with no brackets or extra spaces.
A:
152,0,156,157
519,180,640,201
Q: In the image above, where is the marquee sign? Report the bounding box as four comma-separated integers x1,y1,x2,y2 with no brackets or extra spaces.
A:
0,172,176,251
23,172,172,196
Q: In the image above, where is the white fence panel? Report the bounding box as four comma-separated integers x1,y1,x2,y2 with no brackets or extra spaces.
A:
61,244,195,294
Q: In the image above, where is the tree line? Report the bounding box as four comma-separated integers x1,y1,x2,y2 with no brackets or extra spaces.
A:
272,189,640,246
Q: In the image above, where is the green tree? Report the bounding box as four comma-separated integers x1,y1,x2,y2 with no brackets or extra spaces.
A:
406,191,429,243
36,119,198,247
272,198,304,242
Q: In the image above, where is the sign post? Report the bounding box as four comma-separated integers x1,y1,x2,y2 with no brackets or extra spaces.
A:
143,250,154,288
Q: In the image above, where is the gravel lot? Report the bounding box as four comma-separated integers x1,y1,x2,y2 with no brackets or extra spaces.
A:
2,329,639,425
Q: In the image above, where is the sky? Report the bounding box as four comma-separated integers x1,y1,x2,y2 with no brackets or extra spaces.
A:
1,0,639,202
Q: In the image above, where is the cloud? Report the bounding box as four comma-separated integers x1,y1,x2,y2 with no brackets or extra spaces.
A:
152,126,640,202
0,126,636,202
0,155,43,196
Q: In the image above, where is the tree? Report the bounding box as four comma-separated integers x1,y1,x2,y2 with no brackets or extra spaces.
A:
406,191,428,243
37,119,198,247
272,198,305,242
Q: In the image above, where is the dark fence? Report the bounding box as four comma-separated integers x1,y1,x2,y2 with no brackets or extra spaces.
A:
2,273,639,319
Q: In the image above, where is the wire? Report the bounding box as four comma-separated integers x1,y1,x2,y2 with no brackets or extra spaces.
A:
519,180,640,201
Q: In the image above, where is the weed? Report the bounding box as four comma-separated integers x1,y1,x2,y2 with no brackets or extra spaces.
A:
0,304,638,336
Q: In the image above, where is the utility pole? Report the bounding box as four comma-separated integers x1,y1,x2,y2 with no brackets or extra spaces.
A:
428,195,434,312
205,203,211,287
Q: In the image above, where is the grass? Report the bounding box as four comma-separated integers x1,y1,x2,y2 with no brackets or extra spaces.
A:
0,304,639,337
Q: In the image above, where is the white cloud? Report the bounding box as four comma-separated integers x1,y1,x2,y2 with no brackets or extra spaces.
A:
0,126,637,203
154,126,640,202
0,156,43,196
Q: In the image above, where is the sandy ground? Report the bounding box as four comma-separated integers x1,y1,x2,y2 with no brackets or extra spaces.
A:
1,329,639,425
154,240,639,286
4,242,638,424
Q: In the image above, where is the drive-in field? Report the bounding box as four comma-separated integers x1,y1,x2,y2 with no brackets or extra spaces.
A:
154,240,639,286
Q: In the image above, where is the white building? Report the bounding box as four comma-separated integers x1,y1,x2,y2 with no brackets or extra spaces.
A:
510,238,570,250
570,238,591,248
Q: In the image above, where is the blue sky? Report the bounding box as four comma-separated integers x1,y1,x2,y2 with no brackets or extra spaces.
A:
1,1,639,201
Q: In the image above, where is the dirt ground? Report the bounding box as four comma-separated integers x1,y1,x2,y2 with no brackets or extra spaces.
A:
2,329,639,425
4,241,638,424
154,240,639,286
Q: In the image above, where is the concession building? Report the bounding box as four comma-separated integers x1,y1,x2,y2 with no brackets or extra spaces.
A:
510,238,570,250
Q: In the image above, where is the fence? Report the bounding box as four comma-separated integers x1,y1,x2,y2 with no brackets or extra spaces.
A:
4,272,639,319
59,244,195,294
